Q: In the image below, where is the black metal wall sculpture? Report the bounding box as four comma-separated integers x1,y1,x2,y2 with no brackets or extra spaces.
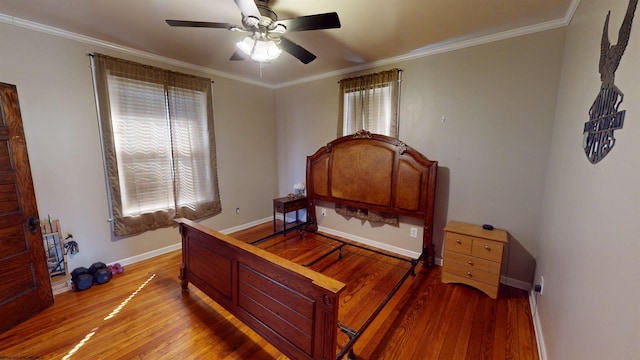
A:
583,0,637,163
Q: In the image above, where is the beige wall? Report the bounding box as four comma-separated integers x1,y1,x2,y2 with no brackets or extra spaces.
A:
0,21,278,269
536,0,640,358
275,28,566,286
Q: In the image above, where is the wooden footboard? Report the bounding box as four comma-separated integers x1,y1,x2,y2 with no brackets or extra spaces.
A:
175,218,346,360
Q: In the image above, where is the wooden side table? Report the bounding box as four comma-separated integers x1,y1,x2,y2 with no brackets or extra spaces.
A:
273,196,307,234
441,221,508,299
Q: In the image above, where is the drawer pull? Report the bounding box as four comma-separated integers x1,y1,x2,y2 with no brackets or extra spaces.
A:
456,239,462,244
468,260,474,266
467,272,472,277
484,245,491,251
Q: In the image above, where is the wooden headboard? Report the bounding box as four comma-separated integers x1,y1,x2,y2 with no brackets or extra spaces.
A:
305,130,438,264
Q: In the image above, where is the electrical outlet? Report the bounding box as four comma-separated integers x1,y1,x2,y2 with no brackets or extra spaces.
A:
410,227,418,238
235,207,240,214
321,208,327,216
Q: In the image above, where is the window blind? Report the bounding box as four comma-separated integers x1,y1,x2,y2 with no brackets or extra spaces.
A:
91,53,221,236
338,68,401,138
343,86,392,136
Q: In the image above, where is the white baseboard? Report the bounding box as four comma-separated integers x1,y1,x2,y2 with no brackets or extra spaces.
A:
529,290,546,360
112,242,182,267
433,256,443,266
318,225,422,259
501,275,532,291
219,216,273,235
110,217,273,268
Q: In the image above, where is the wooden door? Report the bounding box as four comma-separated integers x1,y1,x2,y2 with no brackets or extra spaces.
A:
0,82,53,334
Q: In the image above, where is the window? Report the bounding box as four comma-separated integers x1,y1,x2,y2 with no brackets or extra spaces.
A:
338,68,402,138
91,54,221,236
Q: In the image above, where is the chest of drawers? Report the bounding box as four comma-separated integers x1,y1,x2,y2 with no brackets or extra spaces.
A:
441,221,508,299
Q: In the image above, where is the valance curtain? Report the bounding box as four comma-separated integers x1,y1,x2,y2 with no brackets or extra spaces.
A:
92,53,221,236
338,68,401,138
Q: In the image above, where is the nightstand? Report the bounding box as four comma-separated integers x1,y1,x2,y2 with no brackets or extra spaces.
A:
441,221,508,299
273,196,307,234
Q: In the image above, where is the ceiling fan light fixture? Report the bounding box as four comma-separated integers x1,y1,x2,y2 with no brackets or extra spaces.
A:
168,0,340,65
236,36,256,56
236,36,281,62
252,39,281,62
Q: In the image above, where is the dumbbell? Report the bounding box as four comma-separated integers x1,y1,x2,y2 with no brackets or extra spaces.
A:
89,262,112,285
71,267,93,291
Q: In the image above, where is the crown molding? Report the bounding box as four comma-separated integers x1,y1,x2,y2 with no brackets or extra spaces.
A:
272,0,581,88
1,0,580,90
0,13,272,88
274,15,573,89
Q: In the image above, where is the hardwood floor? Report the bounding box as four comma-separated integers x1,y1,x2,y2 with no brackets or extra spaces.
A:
0,222,538,359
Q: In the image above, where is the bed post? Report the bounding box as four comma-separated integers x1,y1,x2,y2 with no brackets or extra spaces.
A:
178,224,189,291
423,157,437,267
305,150,320,234
305,196,318,233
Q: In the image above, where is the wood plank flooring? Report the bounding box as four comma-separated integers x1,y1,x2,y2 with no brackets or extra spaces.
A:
0,222,538,359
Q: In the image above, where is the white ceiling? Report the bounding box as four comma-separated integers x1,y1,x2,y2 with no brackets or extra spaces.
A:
0,0,578,86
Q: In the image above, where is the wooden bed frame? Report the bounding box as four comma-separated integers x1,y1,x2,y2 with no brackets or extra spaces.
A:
176,131,438,359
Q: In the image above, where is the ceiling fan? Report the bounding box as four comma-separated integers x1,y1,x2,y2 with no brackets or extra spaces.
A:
166,0,341,64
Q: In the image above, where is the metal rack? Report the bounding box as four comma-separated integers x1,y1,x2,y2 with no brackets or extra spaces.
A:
40,218,71,294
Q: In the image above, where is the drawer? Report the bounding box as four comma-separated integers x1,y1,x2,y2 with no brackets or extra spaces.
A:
274,198,306,213
471,238,504,262
444,232,473,255
286,200,306,211
442,261,500,286
443,250,501,274
441,271,499,299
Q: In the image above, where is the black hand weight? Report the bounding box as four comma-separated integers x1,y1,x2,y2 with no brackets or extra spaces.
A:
89,262,112,285
71,267,93,291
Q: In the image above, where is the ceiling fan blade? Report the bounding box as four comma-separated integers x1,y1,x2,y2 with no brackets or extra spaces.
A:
280,37,316,64
234,0,261,19
230,50,246,61
277,12,341,32
166,20,234,29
